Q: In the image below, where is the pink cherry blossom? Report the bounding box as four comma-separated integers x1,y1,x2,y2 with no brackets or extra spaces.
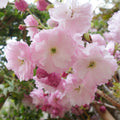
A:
39,90,70,117
4,40,34,81
24,15,39,40
47,18,59,28
106,41,120,60
36,0,49,11
108,11,120,33
48,90,71,110
31,28,75,73
115,51,120,60
0,0,8,8
106,41,115,55
49,3,72,20
73,43,117,86
107,11,120,43
91,34,106,46
15,0,28,12
47,91,71,117
30,88,48,106
49,2,92,35
65,74,96,106
103,32,115,42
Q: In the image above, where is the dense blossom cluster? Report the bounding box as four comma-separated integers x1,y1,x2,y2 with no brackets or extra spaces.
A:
4,0,119,118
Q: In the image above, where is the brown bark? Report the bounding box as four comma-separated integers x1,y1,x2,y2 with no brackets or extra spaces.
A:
94,104,115,120
96,89,120,109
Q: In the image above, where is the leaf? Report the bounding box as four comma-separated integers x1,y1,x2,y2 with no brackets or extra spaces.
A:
3,88,8,96
0,84,4,90
0,97,5,104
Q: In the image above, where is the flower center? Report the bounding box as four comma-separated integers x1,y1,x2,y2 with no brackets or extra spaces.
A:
74,86,81,93
18,59,24,65
51,47,56,54
88,61,96,68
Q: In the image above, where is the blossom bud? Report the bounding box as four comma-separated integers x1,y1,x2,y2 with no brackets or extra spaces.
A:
36,68,49,79
71,105,84,115
36,0,49,11
100,105,106,113
62,72,68,78
15,0,28,12
18,24,26,30
106,81,113,87
83,104,90,110
82,33,92,43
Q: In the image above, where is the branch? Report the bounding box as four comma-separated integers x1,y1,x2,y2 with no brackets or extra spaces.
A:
94,103,115,120
0,75,4,84
96,89,120,109
0,94,9,110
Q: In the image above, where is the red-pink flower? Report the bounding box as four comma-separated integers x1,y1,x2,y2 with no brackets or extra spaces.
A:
36,0,49,11
15,0,28,12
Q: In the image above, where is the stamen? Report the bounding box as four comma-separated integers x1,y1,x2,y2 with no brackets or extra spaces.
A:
88,61,96,68
18,59,24,65
51,48,56,54
74,86,80,93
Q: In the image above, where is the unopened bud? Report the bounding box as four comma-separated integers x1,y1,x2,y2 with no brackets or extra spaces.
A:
62,72,68,78
18,24,26,30
82,33,92,43
100,105,106,113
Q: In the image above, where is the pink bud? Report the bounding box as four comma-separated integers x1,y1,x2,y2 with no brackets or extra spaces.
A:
36,68,49,79
15,0,28,12
18,24,26,30
83,104,90,110
37,0,49,11
62,72,68,78
96,93,101,99
36,105,40,110
100,105,106,113
47,73,61,87
107,81,113,87
71,105,84,115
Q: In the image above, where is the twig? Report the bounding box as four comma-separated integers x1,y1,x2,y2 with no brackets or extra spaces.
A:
94,101,116,110
94,103,115,120
96,89,120,109
113,75,119,83
0,75,4,84
0,94,9,110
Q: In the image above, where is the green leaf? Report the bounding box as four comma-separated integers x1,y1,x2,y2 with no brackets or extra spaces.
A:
0,97,5,104
0,84,4,90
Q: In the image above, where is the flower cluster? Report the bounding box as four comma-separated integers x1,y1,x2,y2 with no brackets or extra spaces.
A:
4,0,119,118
